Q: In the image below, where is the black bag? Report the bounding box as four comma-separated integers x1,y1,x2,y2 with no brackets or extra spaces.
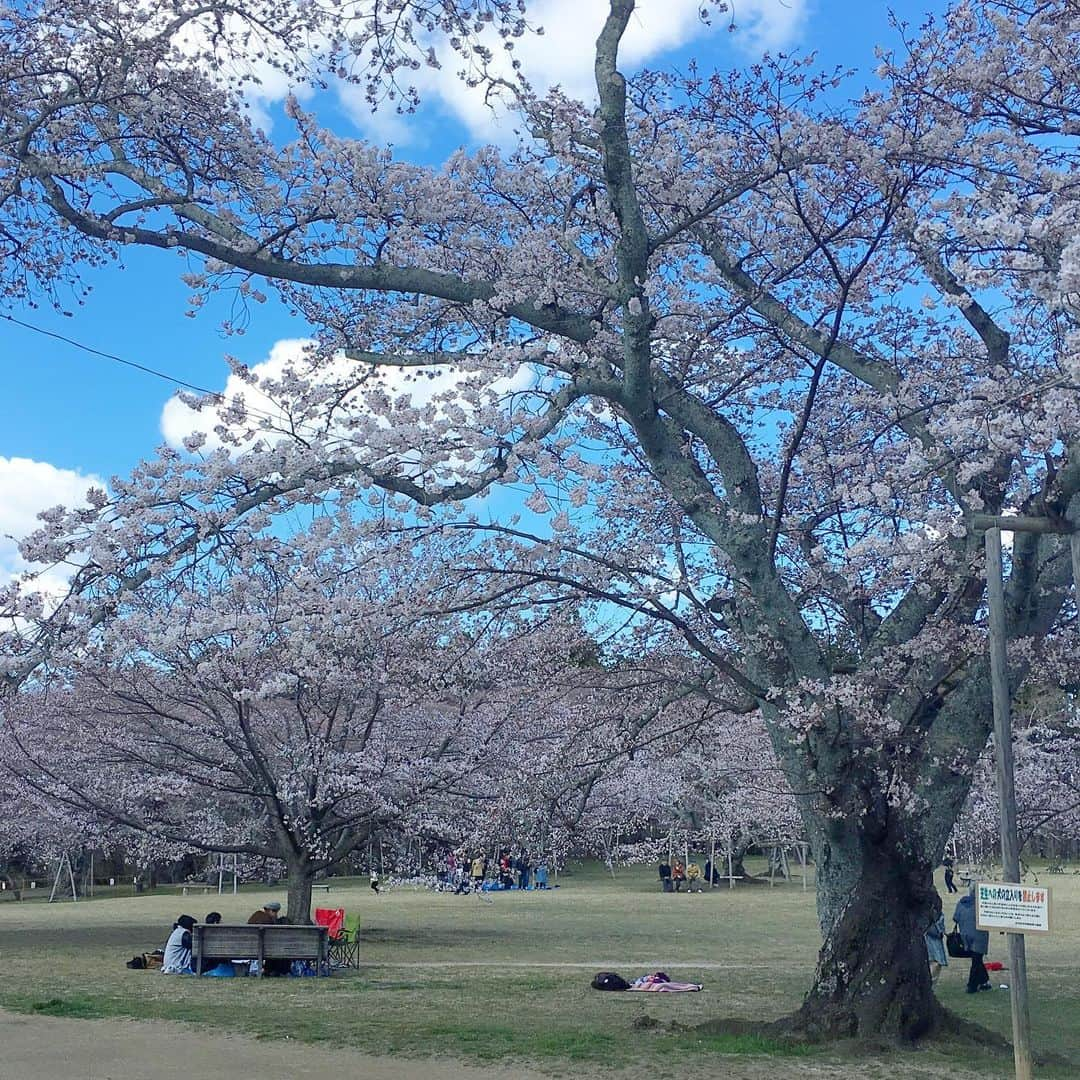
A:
591,971,630,991
946,927,972,959
125,954,147,969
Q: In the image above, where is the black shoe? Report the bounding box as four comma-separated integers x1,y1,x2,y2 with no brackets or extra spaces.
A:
978,983,992,992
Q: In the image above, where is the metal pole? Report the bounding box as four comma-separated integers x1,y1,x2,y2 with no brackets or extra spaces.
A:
985,527,1033,1080
1071,533,1080,605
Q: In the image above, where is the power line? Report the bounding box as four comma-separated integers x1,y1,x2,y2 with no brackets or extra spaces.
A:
2,312,224,400
1,312,512,471
1,311,324,440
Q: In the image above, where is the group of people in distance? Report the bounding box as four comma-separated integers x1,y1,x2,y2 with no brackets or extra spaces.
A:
159,902,288,976
446,849,551,893
658,859,715,892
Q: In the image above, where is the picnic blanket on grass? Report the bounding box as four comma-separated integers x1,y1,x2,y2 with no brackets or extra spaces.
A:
627,972,702,992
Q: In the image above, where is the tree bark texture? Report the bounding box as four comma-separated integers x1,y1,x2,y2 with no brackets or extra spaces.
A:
791,821,943,1041
285,862,314,925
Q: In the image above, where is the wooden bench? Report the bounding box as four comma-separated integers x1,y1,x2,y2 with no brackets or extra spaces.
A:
173,883,215,896
312,883,331,892
192,924,328,976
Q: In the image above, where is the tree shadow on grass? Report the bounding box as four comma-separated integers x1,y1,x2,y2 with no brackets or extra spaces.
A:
686,1011,1074,1073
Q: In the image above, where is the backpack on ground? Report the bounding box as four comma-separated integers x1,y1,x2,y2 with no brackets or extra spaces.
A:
591,971,630,991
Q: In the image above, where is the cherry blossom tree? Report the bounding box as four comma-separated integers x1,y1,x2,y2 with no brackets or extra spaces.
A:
3,0,1080,1042
957,689,1080,865
1,521,600,919
408,638,729,865
559,695,801,881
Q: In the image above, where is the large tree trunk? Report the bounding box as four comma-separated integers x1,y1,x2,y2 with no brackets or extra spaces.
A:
729,838,757,884
790,823,942,1041
285,861,315,924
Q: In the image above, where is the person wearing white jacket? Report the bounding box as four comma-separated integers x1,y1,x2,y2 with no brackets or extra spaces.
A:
160,914,196,974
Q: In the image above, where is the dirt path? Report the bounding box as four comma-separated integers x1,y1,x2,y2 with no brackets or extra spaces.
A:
0,1008,994,1080
0,1009,551,1080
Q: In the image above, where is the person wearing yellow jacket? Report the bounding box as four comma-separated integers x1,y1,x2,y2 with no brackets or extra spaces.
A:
685,862,703,893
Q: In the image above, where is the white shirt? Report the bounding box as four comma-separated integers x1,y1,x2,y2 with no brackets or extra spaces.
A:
161,924,192,974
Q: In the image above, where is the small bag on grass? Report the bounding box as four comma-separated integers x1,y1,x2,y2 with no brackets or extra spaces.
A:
591,971,631,991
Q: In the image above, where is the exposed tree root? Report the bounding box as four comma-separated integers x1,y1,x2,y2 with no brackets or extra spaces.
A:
693,1005,1014,1055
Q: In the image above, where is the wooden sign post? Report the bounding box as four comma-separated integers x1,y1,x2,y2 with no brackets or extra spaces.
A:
974,513,1075,1080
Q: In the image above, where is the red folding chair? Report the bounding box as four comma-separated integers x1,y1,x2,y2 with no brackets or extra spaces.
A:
314,907,359,968
314,907,344,939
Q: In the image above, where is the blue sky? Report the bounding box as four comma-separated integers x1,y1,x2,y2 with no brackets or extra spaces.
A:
0,0,949,585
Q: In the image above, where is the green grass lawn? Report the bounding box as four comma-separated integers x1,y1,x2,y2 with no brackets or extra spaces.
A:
0,860,1076,1077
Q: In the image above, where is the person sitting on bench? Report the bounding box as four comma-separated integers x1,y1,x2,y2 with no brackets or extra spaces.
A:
658,862,673,892
161,915,196,974
198,911,234,975
247,901,280,924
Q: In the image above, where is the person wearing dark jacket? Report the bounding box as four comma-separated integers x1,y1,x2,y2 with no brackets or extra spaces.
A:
953,888,991,993
943,856,958,894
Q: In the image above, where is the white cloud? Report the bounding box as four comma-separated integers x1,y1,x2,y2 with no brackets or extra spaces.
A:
725,0,810,53
0,457,103,592
162,337,530,447
160,338,535,483
160,338,315,452
339,0,809,145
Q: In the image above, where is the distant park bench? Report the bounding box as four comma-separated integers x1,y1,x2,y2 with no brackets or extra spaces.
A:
172,880,331,897
192,923,328,976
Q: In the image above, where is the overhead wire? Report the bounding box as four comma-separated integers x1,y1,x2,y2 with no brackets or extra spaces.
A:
0,312,514,472
1,310,366,448
2,312,224,399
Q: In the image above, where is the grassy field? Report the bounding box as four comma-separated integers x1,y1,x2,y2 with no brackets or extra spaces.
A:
0,859,1076,1078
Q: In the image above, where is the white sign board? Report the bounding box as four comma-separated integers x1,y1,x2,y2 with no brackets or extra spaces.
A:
975,881,1052,934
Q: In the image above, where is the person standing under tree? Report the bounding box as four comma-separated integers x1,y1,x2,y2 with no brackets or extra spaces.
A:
952,887,991,993
943,856,958,894
923,892,947,983
470,853,486,892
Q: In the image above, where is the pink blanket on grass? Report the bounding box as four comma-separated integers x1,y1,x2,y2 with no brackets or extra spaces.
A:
627,974,702,992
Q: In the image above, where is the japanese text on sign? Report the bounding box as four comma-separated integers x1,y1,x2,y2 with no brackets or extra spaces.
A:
975,881,1051,934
